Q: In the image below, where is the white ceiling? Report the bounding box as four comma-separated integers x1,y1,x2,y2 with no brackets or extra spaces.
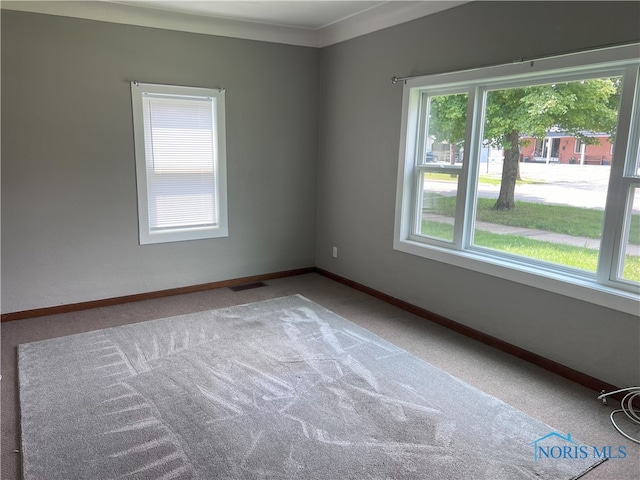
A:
112,1,387,30
1,1,469,47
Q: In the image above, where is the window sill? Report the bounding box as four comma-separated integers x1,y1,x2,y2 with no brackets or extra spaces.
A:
394,238,640,316
141,225,229,245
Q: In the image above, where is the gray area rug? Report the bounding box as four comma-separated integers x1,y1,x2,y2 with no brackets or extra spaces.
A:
19,295,600,479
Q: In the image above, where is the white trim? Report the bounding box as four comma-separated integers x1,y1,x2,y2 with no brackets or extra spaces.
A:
393,237,640,316
131,82,228,245
1,1,469,48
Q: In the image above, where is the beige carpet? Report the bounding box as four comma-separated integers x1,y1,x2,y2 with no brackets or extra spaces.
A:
2,273,638,479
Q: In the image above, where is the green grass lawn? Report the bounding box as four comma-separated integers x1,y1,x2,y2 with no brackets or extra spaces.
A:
421,173,640,282
425,172,539,186
427,195,640,244
421,220,640,281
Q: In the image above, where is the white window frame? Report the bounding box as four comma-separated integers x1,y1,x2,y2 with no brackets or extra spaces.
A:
131,82,228,244
394,44,640,315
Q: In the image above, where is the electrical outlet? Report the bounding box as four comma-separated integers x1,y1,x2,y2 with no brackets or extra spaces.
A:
332,246,338,258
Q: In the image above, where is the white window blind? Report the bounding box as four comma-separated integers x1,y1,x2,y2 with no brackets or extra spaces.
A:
131,83,228,244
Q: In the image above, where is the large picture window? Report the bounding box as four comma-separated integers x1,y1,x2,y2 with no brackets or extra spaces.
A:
131,82,228,244
394,45,640,314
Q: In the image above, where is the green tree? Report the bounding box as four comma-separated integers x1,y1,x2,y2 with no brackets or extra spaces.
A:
429,78,621,210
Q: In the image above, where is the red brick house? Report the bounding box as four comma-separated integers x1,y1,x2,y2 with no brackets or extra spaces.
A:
519,132,613,165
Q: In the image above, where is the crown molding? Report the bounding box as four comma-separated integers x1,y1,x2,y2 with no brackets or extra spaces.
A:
318,1,468,48
1,1,319,47
1,1,469,48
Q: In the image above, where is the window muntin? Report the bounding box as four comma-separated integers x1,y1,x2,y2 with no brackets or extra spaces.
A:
131,83,228,244
394,46,640,313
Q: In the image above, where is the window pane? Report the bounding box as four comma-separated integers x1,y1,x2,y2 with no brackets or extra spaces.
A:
421,93,467,166
473,76,622,273
149,175,215,230
636,138,640,177
415,92,467,242
636,69,640,177
143,95,216,174
418,172,458,242
620,187,640,283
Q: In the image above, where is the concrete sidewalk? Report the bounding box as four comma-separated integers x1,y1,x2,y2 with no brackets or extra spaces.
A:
423,214,640,257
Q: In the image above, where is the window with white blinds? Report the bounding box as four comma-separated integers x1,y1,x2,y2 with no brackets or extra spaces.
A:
131,82,228,244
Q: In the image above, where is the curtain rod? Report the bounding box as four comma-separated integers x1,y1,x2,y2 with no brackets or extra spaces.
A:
130,80,226,92
391,40,640,84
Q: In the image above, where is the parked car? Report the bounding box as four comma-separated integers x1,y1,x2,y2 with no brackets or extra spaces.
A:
425,152,438,162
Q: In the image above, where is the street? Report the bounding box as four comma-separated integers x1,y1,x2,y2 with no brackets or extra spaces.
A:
428,162,640,213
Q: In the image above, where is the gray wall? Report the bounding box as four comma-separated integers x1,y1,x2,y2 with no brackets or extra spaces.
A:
2,3,639,388
316,1,640,387
2,10,318,312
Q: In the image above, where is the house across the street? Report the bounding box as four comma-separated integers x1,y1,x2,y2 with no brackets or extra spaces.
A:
520,131,613,165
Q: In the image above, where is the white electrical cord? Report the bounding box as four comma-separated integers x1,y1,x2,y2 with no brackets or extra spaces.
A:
597,387,640,444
